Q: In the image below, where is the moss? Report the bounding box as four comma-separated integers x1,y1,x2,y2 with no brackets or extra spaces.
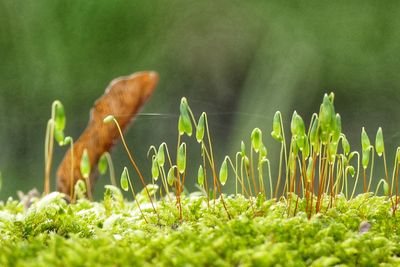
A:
0,191,400,266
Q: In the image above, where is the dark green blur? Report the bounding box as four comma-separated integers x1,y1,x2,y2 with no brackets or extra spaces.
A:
1,1,400,199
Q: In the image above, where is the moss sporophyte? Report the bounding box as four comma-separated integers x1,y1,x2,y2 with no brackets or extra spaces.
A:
3,88,400,265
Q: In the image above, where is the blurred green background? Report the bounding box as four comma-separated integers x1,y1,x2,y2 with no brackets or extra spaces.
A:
1,1,400,199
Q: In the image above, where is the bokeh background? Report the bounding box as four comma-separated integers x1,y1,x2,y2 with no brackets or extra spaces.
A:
1,0,400,199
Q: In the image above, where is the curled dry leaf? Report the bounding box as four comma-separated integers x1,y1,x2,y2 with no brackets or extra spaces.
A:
56,71,158,194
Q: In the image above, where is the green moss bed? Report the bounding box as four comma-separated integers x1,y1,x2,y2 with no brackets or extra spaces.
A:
1,189,400,267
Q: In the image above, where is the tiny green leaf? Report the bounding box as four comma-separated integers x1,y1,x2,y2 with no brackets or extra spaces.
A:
375,127,384,157
197,165,205,186
251,128,262,153
177,143,186,174
98,153,108,175
120,167,129,191
196,112,205,143
219,158,228,186
80,149,91,179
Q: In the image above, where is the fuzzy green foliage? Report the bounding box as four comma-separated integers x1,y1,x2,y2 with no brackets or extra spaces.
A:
1,191,400,266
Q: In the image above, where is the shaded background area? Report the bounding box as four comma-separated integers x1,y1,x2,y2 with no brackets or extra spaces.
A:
1,0,400,199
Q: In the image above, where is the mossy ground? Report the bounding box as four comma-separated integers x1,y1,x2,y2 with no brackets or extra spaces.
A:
1,189,400,266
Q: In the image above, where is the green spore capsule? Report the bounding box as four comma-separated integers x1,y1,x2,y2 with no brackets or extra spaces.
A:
63,136,73,145
375,127,385,157
103,115,115,124
342,136,350,155
177,143,186,174
151,156,159,180
98,153,108,175
328,92,335,103
328,142,338,163
294,112,306,136
289,152,296,177
167,166,176,186
290,111,299,137
383,180,389,196
296,134,306,151
251,128,262,153
197,165,205,186
219,158,228,186
362,148,370,169
361,127,371,152
302,139,310,159
54,101,66,132
306,158,313,183
320,130,330,145
120,167,129,191
271,111,282,141
179,97,193,136
54,128,65,146
319,94,334,131
244,155,250,172
291,112,306,150
347,166,355,177
332,114,341,143
196,112,205,143
80,149,91,179
157,144,165,167
178,116,185,136
240,141,246,157
260,145,268,159
310,117,319,149
74,179,87,199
